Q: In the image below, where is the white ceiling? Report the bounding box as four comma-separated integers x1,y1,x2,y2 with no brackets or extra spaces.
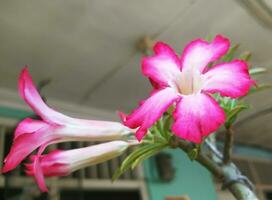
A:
0,0,272,149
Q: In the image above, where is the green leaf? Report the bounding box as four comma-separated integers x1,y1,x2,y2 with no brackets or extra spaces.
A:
188,146,200,160
221,44,239,62
131,143,168,169
230,99,238,110
249,67,267,75
112,143,168,181
219,97,238,114
157,118,164,133
120,144,162,171
225,104,248,128
163,115,172,132
159,115,172,141
239,51,252,61
112,168,123,182
112,145,153,181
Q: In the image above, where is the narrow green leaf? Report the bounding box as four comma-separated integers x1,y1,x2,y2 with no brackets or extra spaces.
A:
112,168,123,181
112,143,167,181
230,99,238,110
188,148,199,160
205,35,213,42
120,143,163,171
239,51,252,61
225,104,248,128
249,67,267,75
163,115,171,130
221,44,239,62
157,118,164,133
131,143,167,169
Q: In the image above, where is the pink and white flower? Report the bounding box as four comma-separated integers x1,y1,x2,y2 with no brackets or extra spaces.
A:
25,141,130,191
2,68,133,173
123,35,255,143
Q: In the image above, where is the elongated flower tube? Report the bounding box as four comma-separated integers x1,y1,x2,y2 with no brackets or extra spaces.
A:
2,68,133,173
123,35,255,143
25,141,130,191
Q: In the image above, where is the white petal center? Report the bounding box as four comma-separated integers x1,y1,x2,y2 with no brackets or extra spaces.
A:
173,69,205,95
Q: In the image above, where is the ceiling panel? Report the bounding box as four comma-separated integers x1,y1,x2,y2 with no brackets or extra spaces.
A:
0,0,192,103
0,0,272,149
85,53,152,112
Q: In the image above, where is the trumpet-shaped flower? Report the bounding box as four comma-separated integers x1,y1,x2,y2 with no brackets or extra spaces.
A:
2,68,132,173
25,141,129,191
123,35,254,143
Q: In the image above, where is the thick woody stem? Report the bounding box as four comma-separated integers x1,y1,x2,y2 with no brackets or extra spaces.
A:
223,126,234,164
176,137,259,200
222,164,258,200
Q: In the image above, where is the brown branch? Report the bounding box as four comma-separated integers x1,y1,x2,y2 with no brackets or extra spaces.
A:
223,126,234,164
175,137,258,200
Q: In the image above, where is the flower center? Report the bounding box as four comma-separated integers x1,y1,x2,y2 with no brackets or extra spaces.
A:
174,70,204,95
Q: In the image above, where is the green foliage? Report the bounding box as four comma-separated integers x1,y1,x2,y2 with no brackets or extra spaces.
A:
239,51,252,61
249,67,267,75
188,145,201,160
217,43,270,128
112,142,167,181
112,114,172,181
221,98,249,129
221,44,239,62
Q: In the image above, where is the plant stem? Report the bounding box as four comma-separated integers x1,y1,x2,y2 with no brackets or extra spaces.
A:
176,138,258,200
223,126,234,164
222,164,258,200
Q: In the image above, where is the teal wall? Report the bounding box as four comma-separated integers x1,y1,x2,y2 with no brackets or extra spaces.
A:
0,106,33,120
233,145,272,159
144,148,218,200
217,142,272,160
1,106,272,200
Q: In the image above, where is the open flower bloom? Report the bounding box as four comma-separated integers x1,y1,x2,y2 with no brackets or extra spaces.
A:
123,35,255,143
2,68,133,173
25,141,129,191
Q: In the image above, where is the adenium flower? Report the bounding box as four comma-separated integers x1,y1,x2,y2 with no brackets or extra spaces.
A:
123,35,254,143
25,141,130,191
2,68,132,173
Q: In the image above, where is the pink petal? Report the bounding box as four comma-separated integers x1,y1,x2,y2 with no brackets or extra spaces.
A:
118,111,128,123
2,127,59,173
14,118,48,140
19,68,131,136
26,141,129,179
124,88,180,141
19,67,72,124
26,150,69,177
32,143,54,192
149,78,160,90
33,155,48,192
172,93,225,143
202,60,255,98
180,35,230,73
25,163,68,177
142,42,182,88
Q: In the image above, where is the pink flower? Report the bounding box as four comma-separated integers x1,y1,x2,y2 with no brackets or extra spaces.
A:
2,68,132,173
25,141,129,191
123,35,255,143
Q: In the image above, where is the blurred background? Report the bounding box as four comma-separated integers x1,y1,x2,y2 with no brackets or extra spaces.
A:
0,0,272,200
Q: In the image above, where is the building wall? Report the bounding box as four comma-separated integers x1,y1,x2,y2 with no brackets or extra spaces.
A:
2,105,271,200
143,149,218,200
